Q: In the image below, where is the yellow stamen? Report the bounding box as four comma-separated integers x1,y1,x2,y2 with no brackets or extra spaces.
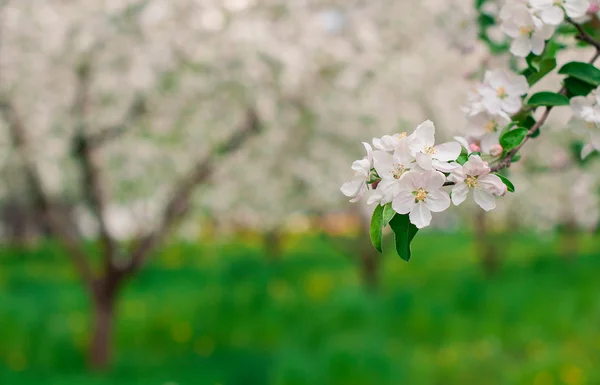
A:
466,175,478,188
424,146,437,155
399,132,407,138
496,86,507,99
484,120,498,133
392,164,405,179
519,26,534,36
414,188,427,202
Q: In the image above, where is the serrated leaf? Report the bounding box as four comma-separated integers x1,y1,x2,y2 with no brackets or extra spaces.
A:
382,203,396,227
526,91,570,107
500,127,528,151
564,77,597,97
389,214,419,262
369,205,384,254
558,62,600,86
496,174,515,192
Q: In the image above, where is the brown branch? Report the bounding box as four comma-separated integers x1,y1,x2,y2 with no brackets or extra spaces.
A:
122,107,262,275
0,99,97,292
566,16,600,51
87,94,147,149
72,61,117,268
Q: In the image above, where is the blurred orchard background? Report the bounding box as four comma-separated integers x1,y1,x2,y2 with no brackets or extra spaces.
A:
1,0,600,384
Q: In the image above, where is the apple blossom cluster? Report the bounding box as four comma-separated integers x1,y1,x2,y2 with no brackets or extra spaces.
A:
340,120,507,229
570,86,600,158
458,70,529,156
499,0,590,57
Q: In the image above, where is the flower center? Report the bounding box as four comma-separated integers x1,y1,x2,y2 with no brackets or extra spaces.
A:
399,132,407,138
465,175,478,188
414,188,427,202
496,86,508,99
484,119,498,133
587,121,596,129
518,26,534,37
392,164,405,179
424,146,437,155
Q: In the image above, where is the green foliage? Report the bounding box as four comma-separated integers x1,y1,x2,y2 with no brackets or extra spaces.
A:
389,214,419,262
499,127,528,151
558,62,600,86
382,203,396,227
3,235,600,384
495,174,515,192
526,92,570,107
525,58,557,86
370,205,385,253
564,77,597,97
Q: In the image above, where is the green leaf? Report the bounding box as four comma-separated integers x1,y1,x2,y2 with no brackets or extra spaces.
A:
389,214,419,262
496,174,515,192
526,92,570,107
527,58,556,86
511,153,522,163
564,77,596,97
369,205,384,254
456,153,469,165
382,203,396,227
558,62,600,86
500,127,528,151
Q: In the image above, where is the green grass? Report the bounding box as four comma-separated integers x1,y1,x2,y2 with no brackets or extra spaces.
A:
1,232,600,384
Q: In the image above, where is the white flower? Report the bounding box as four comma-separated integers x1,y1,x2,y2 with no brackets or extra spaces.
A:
371,141,415,204
340,142,373,202
448,155,508,211
466,110,510,153
372,133,408,152
529,0,590,25
500,2,555,57
391,170,451,229
570,91,600,153
477,70,529,116
408,120,462,172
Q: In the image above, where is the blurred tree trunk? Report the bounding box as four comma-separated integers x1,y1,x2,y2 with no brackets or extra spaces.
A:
89,282,116,370
474,211,500,277
559,218,579,260
263,229,282,261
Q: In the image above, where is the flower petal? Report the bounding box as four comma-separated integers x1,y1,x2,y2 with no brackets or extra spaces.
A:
479,174,507,196
425,190,451,213
424,170,446,190
473,188,497,211
510,36,532,57
392,191,416,215
413,120,435,147
451,183,469,206
416,152,433,170
341,178,363,198
434,141,461,161
409,202,432,229
432,159,461,173
540,6,564,25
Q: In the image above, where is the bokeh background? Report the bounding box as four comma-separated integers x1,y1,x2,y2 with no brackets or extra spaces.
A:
1,0,600,384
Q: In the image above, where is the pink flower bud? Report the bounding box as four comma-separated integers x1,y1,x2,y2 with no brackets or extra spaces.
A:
469,143,481,153
490,144,503,157
588,2,599,14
